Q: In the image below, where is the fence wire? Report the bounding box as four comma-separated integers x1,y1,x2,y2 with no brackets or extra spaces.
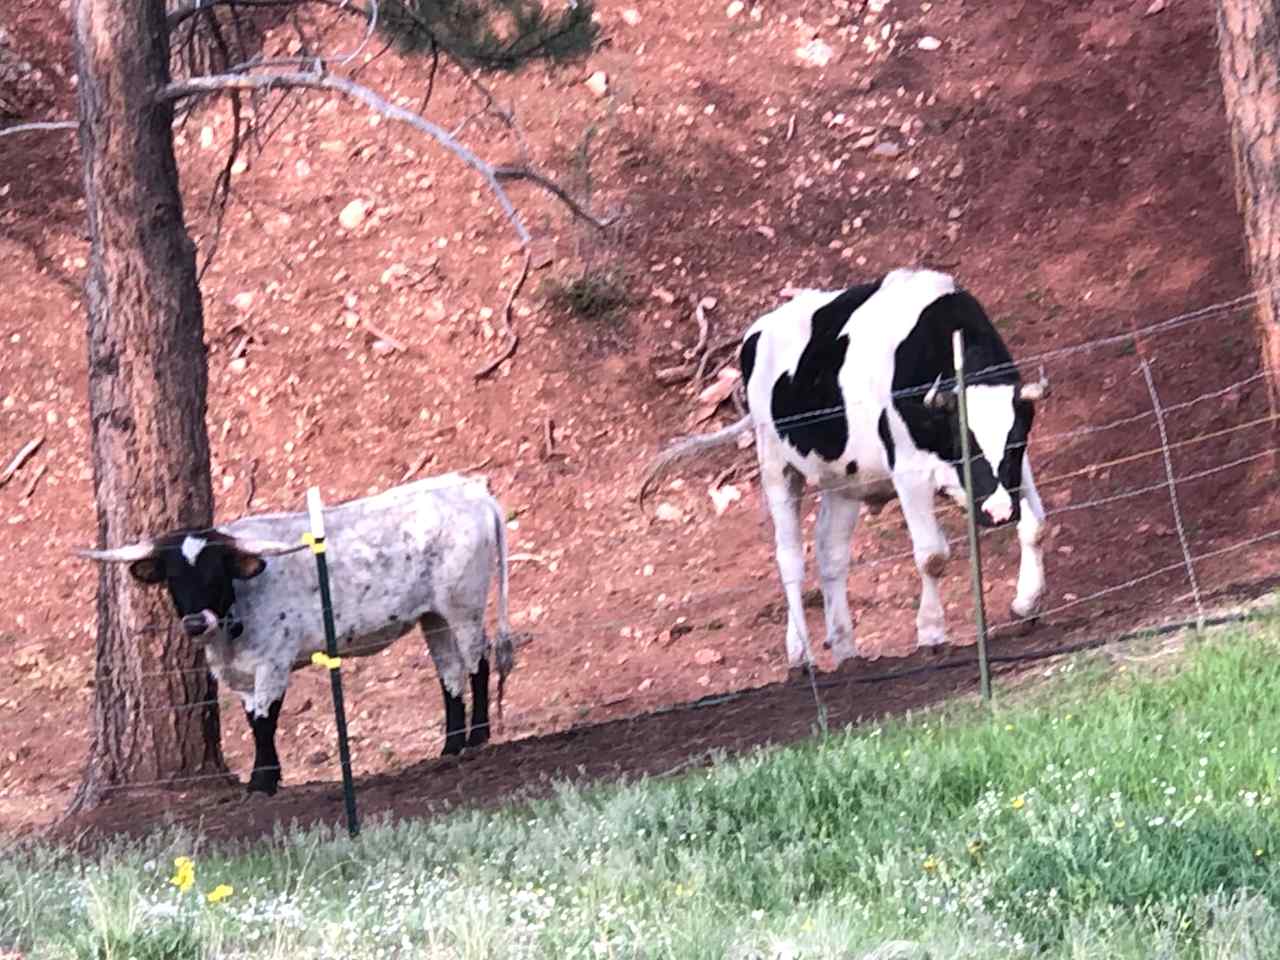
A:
3,285,1280,811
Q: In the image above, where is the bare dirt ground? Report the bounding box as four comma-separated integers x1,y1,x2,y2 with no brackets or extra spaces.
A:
2,0,1278,845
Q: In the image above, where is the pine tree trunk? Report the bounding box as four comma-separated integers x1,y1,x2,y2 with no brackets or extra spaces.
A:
1216,0,1280,413
69,0,227,813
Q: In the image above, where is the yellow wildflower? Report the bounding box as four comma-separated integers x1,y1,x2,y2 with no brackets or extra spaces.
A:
206,884,234,904
922,856,939,873
169,856,195,894
1011,795,1026,811
1113,819,1126,831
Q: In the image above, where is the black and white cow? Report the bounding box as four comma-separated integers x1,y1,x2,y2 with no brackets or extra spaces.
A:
78,473,515,795
641,268,1048,668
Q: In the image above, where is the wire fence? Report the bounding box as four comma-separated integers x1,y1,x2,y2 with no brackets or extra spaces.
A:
2,285,1280,822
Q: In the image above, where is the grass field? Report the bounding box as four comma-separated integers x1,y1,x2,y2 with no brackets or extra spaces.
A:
4,609,1280,959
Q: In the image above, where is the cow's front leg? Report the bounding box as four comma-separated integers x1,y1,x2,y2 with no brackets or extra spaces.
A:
1012,456,1047,620
761,462,813,671
245,694,285,796
895,470,951,648
815,489,860,665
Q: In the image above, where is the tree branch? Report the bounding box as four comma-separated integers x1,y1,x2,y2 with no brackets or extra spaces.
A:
493,164,616,230
160,69,535,246
0,120,78,138
473,249,532,380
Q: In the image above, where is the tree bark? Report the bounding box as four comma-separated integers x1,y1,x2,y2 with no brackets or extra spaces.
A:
69,0,227,813
1216,0,1280,413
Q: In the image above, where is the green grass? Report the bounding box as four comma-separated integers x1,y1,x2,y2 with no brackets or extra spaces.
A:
5,609,1280,959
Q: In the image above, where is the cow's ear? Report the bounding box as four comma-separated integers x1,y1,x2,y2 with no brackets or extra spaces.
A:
128,557,166,584
225,549,267,580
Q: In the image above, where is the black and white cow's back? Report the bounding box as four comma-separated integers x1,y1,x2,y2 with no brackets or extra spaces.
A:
642,267,1049,669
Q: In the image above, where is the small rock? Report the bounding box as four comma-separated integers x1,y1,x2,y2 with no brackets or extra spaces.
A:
228,357,248,375
584,71,609,98
871,141,903,159
655,502,684,523
652,287,677,305
948,206,963,219
338,199,369,231
230,158,248,175
306,750,330,766
371,340,397,356
637,678,654,692
917,36,942,51
1144,0,1165,14
199,126,214,150
694,647,724,666
230,291,255,312
755,224,776,240
696,673,712,687
621,7,641,25
853,133,878,150
796,39,836,68
726,0,744,16
948,160,965,179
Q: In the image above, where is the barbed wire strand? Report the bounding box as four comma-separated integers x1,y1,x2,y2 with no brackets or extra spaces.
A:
46,409,1280,691
5,526,1278,804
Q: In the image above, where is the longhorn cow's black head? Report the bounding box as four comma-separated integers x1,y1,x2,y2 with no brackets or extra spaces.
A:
77,531,306,641
923,368,1049,527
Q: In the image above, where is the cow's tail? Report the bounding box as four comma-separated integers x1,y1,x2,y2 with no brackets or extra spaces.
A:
488,494,515,729
637,414,755,505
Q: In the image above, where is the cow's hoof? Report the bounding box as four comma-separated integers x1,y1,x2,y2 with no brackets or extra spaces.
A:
466,729,490,750
441,737,466,757
1009,605,1041,633
246,771,281,797
786,664,816,685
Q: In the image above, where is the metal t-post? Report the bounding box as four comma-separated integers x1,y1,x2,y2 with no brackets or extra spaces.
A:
306,486,360,838
952,330,992,702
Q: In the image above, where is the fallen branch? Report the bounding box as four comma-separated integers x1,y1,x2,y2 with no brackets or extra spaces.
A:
243,457,258,511
399,450,432,483
21,463,47,500
0,437,43,488
542,416,567,460
359,316,407,352
493,165,616,231
655,298,721,386
473,249,532,380
0,120,78,139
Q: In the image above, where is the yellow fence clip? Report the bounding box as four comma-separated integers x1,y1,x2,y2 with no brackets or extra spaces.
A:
311,651,342,670
301,532,327,555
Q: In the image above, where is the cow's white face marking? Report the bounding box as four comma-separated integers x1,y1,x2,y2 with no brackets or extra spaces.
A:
180,535,208,567
965,385,1016,469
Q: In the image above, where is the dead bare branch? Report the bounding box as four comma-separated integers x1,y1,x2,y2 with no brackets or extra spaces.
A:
21,463,47,500
473,249,532,380
162,70,538,246
359,315,407,352
0,437,43,488
493,164,616,231
0,121,78,138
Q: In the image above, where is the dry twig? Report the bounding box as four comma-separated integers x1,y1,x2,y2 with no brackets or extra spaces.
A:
400,450,432,483
473,249,532,380
0,437,43,488
21,463,47,500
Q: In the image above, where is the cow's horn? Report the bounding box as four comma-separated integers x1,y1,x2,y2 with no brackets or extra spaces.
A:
75,542,158,563
1017,366,1050,402
230,536,310,557
923,374,948,408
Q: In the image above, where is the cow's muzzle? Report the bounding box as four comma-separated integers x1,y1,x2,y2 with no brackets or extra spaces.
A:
181,609,221,641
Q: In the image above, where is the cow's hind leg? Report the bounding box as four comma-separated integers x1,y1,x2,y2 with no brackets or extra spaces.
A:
1012,457,1047,621
245,695,285,796
815,489,861,664
419,613,468,755
761,460,814,671
467,654,491,748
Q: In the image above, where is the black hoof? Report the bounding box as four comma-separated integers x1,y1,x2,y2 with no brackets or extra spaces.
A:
786,664,816,685
467,728,490,750
247,769,281,796
442,736,466,757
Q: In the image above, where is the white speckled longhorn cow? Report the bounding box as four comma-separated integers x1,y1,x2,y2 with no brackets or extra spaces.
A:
78,474,514,795
641,267,1049,669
